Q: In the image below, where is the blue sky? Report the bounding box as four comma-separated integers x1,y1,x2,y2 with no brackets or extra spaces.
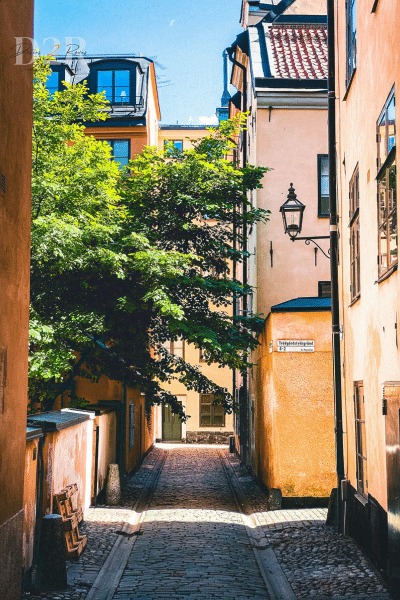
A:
33,0,242,124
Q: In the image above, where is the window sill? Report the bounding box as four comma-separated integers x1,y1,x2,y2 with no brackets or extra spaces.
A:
354,492,369,507
343,69,357,102
349,294,360,307
317,214,330,219
376,263,398,284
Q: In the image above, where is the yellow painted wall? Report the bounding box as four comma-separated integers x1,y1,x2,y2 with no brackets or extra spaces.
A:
158,127,210,152
256,310,336,496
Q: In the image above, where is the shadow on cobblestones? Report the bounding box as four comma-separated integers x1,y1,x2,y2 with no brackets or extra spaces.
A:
21,445,393,600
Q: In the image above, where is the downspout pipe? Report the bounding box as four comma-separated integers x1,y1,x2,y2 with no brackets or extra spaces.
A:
227,43,249,465
327,0,345,534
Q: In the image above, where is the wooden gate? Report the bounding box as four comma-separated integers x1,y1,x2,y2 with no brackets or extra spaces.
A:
384,381,400,577
162,403,182,441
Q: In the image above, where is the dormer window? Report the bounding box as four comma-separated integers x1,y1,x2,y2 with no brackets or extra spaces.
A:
97,70,130,104
46,70,60,95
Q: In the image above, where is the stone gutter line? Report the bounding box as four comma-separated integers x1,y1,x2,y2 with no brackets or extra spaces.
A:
218,450,297,600
85,450,167,600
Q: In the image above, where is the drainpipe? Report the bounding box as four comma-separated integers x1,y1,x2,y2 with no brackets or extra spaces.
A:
327,0,345,534
32,430,46,581
227,44,249,465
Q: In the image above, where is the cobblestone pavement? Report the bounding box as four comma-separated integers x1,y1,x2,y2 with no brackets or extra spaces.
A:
22,444,393,600
226,451,392,600
113,444,270,600
21,448,163,600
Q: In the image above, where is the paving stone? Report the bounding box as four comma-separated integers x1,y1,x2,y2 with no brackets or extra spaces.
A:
22,444,394,600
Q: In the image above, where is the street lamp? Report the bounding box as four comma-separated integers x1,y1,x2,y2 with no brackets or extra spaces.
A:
279,183,305,240
280,183,330,258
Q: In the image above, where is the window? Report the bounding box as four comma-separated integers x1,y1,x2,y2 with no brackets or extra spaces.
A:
164,140,183,153
97,70,130,104
105,139,130,169
199,394,225,427
349,166,360,301
318,155,329,217
318,281,331,298
129,403,135,449
170,339,185,359
354,381,367,497
377,89,397,278
346,0,357,85
46,70,60,95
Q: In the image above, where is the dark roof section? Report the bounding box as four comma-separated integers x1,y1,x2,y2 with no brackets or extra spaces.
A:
271,297,331,312
49,55,153,123
27,410,90,431
26,425,44,441
263,0,297,21
229,91,242,110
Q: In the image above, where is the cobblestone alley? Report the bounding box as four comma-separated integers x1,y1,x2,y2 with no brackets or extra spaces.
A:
22,445,393,600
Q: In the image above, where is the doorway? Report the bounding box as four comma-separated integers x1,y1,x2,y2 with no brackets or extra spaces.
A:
162,403,182,441
385,381,400,578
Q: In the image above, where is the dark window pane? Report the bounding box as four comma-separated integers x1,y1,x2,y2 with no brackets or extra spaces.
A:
320,196,329,216
113,140,129,157
98,70,113,86
46,71,59,94
115,70,129,86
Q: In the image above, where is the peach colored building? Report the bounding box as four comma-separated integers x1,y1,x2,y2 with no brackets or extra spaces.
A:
228,0,336,498
334,0,400,584
0,2,33,598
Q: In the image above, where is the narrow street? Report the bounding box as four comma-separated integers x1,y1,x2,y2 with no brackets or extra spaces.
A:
22,445,393,600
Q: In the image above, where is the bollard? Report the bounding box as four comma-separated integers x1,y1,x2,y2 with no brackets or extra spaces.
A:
35,514,68,590
105,463,121,505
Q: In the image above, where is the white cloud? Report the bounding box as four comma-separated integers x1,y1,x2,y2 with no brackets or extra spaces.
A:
170,19,175,26
188,114,218,126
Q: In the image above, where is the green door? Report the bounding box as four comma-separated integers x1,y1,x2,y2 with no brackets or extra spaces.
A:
162,403,182,441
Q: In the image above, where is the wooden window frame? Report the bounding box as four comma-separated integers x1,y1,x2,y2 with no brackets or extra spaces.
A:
97,69,131,104
354,381,368,498
318,154,329,217
377,89,397,280
164,139,183,153
170,339,185,360
346,0,357,87
318,281,331,298
104,139,131,169
349,165,361,302
199,394,225,428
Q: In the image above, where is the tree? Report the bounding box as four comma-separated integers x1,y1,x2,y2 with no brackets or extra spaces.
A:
29,58,270,418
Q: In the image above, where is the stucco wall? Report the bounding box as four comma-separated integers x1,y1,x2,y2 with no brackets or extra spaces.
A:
256,310,336,496
159,340,233,439
335,0,400,512
255,107,330,318
0,2,33,596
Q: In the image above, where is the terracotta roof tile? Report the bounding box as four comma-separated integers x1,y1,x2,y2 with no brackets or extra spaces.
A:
268,24,328,80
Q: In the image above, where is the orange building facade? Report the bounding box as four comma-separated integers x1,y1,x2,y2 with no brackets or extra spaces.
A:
0,1,34,598
334,0,400,584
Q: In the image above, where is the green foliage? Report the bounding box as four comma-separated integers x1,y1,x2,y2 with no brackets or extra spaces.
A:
29,58,270,417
